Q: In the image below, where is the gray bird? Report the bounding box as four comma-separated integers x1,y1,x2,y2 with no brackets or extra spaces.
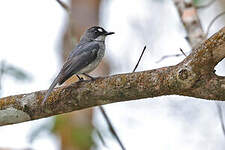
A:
42,26,114,105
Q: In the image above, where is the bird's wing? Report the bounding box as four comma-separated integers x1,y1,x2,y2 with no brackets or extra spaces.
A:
42,42,100,105
58,42,100,85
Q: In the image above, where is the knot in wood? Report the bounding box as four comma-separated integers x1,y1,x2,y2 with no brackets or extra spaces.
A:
178,69,189,80
177,67,197,89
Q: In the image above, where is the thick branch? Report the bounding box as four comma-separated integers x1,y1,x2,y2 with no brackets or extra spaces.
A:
0,27,225,126
174,0,225,138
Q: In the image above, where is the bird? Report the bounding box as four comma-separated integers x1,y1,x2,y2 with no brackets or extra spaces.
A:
42,26,114,105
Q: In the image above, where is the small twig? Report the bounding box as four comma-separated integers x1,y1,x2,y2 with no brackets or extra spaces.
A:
206,11,225,37
195,0,216,9
156,54,183,63
133,46,146,72
179,48,187,57
156,48,189,63
94,127,108,148
99,106,125,150
99,46,147,150
56,0,70,13
56,0,74,49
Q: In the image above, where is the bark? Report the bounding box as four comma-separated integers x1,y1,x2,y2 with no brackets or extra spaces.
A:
0,26,225,126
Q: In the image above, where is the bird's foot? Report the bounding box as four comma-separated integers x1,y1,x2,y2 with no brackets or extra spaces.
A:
76,75,84,81
83,73,96,81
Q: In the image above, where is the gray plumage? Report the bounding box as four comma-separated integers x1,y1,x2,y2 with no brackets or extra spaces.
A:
42,26,114,105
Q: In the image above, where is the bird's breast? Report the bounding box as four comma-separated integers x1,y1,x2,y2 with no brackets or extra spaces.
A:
78,47,105,74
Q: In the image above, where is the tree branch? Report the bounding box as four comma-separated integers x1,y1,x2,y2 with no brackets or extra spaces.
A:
0,27,225,126
174,0,225,140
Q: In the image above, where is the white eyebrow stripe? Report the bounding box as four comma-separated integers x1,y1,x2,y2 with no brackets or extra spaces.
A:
97,28,103,32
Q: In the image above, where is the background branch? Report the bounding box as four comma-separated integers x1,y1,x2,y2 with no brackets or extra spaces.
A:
173,0,205,47
56,0,70,13
99,106,125,150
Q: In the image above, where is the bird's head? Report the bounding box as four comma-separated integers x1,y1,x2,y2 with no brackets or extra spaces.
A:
82,26,114,42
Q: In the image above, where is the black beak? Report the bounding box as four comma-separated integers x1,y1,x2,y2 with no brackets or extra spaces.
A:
104,32,115,36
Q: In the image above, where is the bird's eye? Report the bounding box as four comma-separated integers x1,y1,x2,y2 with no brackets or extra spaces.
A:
97,28,103,32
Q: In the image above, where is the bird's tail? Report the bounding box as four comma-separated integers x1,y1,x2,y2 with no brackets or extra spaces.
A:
41,74,60,105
